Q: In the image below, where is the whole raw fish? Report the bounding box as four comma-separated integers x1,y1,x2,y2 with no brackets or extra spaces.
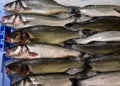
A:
90,55,120,72
5,43,81,59
12,73,82,86
75,31,120,44
2,13,78,29
67,17,120,31
78,72,120,86
6,58,84,75
4,0,79,15
6,25,84,44
79,5,120,17
72,42,120,55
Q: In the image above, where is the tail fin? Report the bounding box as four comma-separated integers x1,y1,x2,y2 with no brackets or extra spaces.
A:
74,38,88,44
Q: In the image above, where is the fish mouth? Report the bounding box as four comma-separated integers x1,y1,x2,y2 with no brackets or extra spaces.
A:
6,66,16,75
5,49,11,57
6,36,11,43
4,6,11,11
1,17,5,23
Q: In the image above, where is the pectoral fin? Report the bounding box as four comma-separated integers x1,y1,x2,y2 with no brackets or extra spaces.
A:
66,68,83,75
28,52,38,57
114,9,120,13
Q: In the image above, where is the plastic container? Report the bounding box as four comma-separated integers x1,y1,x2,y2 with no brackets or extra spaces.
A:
0,1,13,85
0,25,13,86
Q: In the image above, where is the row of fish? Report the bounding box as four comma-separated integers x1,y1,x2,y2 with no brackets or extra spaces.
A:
2,0,120,86
12,72,120,86
7,55,120,86
5,31,120,59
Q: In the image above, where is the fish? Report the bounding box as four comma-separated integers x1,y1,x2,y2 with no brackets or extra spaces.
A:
6,58,84,75
5,43,81,59
71,42,120,55
4,0,79,15
67,17,120,31
5,25,84,44
12,73,82,86
79,5,120,17
2,13,78,29
78,72,120,86
90,55,120,72
74,31,120,44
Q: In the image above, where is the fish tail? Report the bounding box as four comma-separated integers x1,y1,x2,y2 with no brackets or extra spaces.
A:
70,7,80,14
78,30,86,38
74,38,88,44
11,75,27,85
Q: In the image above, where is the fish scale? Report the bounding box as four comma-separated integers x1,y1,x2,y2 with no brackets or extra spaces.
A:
78,72,120,86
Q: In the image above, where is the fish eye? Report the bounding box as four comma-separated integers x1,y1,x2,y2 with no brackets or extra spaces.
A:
11,46,17,51
5,16,11,20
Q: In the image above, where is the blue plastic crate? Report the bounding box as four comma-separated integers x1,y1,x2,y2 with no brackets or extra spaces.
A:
0,0,13,86
0,25,13,86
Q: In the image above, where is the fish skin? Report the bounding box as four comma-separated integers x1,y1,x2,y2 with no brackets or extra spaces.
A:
90,54,120,62
72,42,120,55
78,72,120,86
5,43,81,59
67,17,120,31
12,80,26,86
6,25,81,44
79,5,120,17
90,55,120,72
12,73,81,86
75,31,120,44
6,58,84,75
4,0,74,15
2,13,77,29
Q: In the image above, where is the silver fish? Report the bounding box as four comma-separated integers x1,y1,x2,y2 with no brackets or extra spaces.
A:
79,5,120,17
2,13,77,29
6,58,84,75
72,42,120,55
4,0,78,15
5,43,81,59
78,72,120,86
6,25,84,44
67,17,120,31
12,73,81,86
90,55,120,72
75,31,120,44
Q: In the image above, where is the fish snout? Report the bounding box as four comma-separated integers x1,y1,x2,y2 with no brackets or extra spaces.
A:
4,6,10,11
5,47,12,56
1,17,5,23
6,66,16,75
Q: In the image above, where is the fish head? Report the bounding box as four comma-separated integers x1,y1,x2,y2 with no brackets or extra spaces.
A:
6,62,29,75
4,0,23,12
4,0,18,12
4,0,29,12
6,31,22,43
5,45,29,57
2,14,26,28
6,31,30,43
6,62,23,75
